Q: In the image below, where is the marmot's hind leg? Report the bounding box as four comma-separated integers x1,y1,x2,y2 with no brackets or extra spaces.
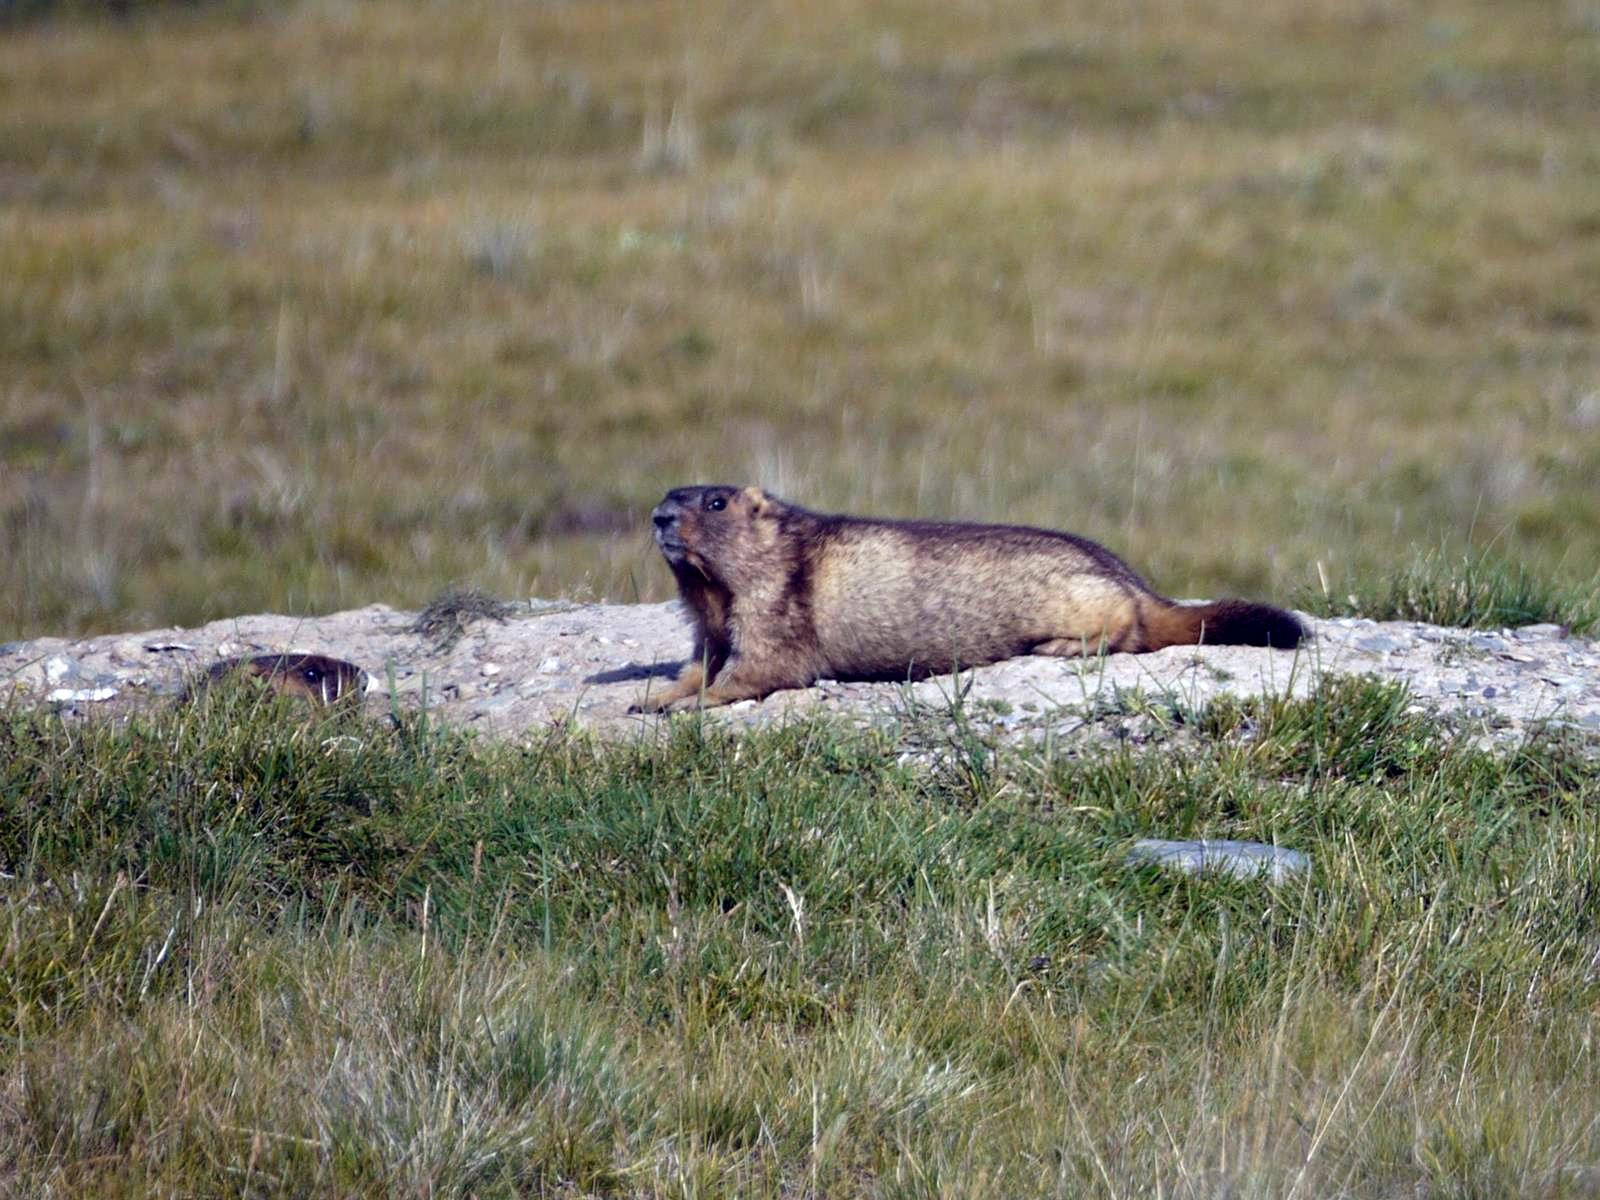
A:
1031,590,1144,658
1032,636,1114,659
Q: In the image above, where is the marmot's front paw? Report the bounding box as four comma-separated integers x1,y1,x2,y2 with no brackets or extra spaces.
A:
628,695,680,714
631,693,707,714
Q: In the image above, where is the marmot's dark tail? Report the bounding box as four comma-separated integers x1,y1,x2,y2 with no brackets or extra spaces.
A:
1141,598,1307,651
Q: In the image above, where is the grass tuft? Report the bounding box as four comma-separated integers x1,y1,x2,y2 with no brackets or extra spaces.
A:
1304,543,1600,634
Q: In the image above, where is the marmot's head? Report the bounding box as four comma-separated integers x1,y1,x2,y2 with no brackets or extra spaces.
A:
200,653,371,705
651,485,784,588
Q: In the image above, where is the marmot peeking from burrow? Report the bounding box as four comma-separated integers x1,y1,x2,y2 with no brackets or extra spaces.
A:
633,485,1306,712
184,653,370,706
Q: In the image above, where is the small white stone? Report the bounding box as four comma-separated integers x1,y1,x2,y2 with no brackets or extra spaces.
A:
43,655,74,684
480,662,502,677
1127,838,1309,883
47,686,118,704
537,656,563,673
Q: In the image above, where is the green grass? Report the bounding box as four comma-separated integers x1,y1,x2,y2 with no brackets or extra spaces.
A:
1303,543,1600,635
3,677,1599,1196
3,0,1600,638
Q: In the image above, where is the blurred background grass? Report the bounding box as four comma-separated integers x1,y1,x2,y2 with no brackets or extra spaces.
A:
3,0,1598,638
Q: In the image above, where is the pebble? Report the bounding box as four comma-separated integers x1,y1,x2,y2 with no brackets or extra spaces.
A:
1354,635,1406,653
1517,624,1567,639
470,694,523,716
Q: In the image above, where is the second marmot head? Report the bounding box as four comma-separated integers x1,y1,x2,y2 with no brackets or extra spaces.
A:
189,653,371,706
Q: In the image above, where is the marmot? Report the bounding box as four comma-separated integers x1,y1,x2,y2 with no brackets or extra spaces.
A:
634,485,1306,712
184,653,370,706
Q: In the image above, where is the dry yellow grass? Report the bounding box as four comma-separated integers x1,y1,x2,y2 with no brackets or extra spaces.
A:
3,0,1598,637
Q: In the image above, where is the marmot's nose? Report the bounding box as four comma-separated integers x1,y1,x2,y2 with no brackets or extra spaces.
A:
652,509,676,530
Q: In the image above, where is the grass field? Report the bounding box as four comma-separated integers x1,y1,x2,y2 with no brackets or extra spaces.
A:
3,678,1599,1196
3,0,1599,638
5,5,1600,1194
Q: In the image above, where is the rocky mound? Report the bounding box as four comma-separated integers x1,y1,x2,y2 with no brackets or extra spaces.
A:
4,599,1597,748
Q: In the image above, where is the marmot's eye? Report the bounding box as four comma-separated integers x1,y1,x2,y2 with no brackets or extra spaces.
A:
706,496,727,512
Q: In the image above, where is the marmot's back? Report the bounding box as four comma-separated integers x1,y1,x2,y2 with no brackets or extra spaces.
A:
808,518,1143,678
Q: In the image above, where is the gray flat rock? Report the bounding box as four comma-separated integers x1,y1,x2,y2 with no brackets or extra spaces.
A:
1127,839,1311,883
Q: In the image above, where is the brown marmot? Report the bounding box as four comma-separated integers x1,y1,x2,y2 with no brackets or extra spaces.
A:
634,485,1307,711
184,653,370,706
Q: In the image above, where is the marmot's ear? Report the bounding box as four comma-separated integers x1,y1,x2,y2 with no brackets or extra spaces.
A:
741,485,773,516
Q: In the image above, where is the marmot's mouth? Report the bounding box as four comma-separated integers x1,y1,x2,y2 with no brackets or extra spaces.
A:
655,533,688,563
